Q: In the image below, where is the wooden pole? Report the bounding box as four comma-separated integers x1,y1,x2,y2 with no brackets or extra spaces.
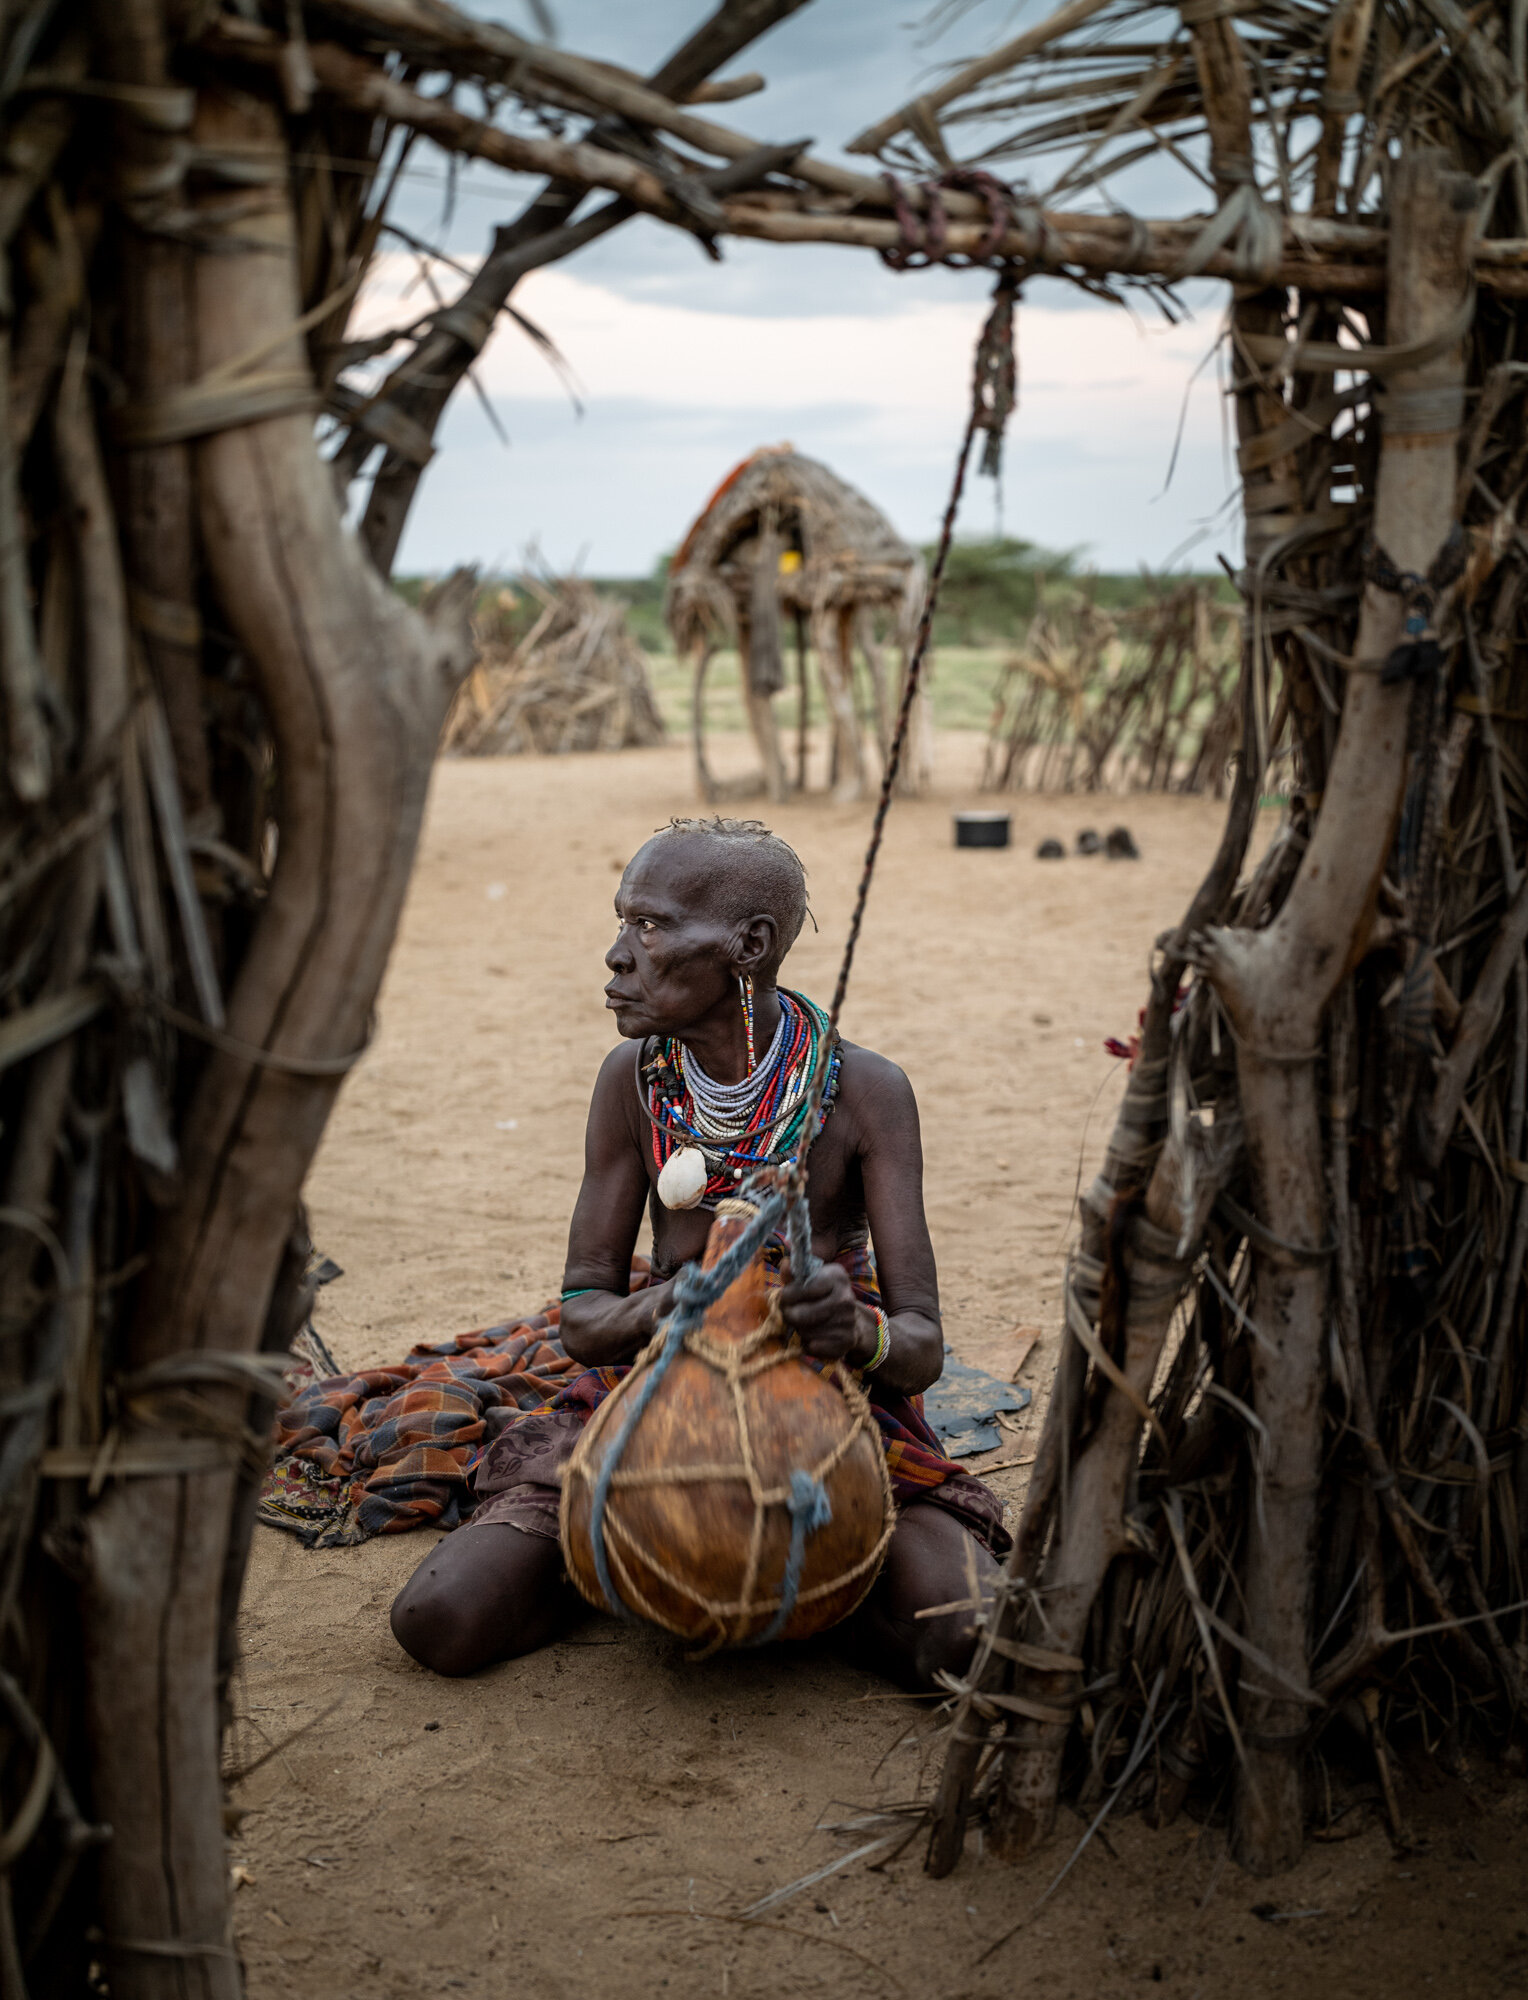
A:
855,607,891,766
92,0,214,824
793,606,809,793
79,87,473,1993
1203,150,1476,1874
692,641,721,802
737,609,788,803
929,690,1265,1873
812,606,865,804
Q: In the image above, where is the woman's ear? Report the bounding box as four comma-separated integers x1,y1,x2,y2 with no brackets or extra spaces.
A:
732,914,778,976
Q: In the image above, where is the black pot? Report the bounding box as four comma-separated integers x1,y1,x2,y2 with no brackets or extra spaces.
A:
954,811,1011,849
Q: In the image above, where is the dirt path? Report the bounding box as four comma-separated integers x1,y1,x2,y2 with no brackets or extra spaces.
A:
234,736,1526,1999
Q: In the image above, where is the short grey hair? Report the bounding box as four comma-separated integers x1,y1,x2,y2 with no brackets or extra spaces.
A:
651,817,809,976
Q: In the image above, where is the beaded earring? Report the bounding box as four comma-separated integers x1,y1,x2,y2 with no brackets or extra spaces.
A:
739,972,756,1075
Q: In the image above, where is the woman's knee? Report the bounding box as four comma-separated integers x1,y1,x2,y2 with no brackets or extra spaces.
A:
389,1563,496,1677
389,1525,568,1676
868,1506,997,1688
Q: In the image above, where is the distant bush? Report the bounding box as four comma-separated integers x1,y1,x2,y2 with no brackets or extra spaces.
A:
925,537,1072,646
395,542,1233,656
923,537,1237,647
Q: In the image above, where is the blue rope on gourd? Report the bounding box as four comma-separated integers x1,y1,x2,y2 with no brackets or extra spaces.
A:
584,1175,834,1646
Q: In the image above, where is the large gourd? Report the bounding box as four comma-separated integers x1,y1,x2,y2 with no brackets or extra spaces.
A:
560,1205,894,1650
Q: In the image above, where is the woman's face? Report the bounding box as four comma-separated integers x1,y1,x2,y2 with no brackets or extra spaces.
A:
602,841,740,1041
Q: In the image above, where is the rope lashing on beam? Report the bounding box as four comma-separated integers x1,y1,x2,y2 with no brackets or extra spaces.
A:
878,168,1018,270
1173,167,1284,286
1364,525,1469,686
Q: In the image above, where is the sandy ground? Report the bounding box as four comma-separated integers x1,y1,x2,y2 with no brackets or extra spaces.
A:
233,732,1527,1999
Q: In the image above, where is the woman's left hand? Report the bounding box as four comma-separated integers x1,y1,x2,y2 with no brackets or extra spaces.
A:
778,1261,868,1365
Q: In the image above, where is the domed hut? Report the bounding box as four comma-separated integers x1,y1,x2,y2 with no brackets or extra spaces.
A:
665,446,929,804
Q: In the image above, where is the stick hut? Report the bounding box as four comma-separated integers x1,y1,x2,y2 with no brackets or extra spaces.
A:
0,0,887,1988
666,446,929,803
887,0,1528,1888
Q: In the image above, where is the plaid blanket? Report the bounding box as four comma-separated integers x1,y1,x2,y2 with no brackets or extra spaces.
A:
258,1298,589,1546
260,1244,1007,1555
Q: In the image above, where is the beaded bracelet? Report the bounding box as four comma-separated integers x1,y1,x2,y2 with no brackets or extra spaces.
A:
864,1309,891,1374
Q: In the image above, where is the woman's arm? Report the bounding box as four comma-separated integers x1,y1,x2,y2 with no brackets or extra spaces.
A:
778,1052,943,1396
557,1046,676,1366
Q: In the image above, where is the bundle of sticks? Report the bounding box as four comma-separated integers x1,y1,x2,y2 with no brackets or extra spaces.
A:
444,579,665,757
982,579,1240,795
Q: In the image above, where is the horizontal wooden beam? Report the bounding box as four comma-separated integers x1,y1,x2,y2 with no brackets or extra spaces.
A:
311,0,893,206
215,19,1528,299
720,204,1528,296
305,43,678,215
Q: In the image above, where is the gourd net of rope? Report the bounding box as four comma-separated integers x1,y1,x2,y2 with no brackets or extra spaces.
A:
560,1188,895,1653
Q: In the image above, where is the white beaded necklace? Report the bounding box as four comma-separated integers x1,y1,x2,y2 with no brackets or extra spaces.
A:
679,998,789,1146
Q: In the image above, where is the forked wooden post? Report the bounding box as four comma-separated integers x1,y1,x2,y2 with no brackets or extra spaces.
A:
1202,149,1477,1873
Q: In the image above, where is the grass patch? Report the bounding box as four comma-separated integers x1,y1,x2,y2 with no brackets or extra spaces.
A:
647,646,1011,737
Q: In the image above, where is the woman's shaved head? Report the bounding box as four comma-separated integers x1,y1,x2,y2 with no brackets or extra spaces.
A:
636,817,808,979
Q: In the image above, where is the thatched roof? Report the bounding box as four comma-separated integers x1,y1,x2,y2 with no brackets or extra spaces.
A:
665,446,921,655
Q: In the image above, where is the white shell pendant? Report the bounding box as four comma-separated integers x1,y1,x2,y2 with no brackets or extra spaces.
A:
657,1146,709,1211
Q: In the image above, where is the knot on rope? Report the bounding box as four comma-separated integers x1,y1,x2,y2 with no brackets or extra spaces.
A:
671,1259,716,1314
789,1466,834,1534
784,1180,819,1289
749,1469,835,1648
1364,525,1468,685
878,168,1017,272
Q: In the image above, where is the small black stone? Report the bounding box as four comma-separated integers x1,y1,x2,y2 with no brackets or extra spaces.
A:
1106,825,1141,859
1075,828,1102,855
1036,838,1065,860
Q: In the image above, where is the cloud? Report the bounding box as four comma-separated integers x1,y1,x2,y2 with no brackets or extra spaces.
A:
355,256,1236,577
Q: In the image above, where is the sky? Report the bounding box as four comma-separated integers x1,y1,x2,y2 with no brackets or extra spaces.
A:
372,0,1237,580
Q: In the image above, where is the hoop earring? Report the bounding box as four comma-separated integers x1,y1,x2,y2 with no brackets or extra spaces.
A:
739,973,756,1074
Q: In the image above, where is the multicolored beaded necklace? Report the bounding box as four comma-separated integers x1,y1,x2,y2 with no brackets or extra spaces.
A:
641,987,841,1209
